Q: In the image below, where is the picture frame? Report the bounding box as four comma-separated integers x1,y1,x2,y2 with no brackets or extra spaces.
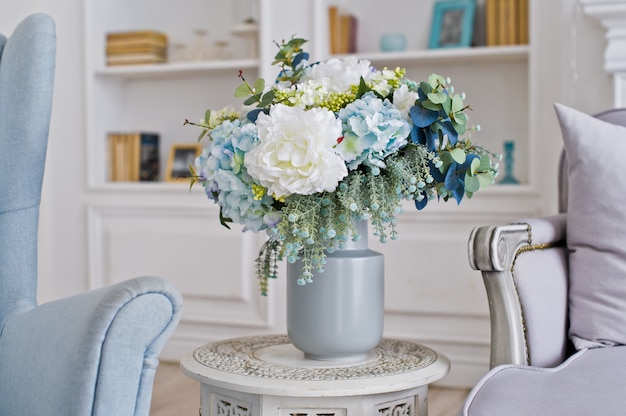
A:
165,144,202,182
428,0,476,49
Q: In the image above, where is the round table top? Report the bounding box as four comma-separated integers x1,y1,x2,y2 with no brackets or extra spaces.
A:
180,334,450,397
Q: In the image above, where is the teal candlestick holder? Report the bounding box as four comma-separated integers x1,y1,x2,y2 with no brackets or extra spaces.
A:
499,140,520,184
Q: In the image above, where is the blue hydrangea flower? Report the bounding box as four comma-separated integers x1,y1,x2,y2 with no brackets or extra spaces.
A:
336,92,411,170
195,119,278,232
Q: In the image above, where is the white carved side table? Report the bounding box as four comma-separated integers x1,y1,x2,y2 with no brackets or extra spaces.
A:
180,335,450,416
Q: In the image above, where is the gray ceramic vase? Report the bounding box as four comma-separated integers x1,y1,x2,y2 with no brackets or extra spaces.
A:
286,220,385,361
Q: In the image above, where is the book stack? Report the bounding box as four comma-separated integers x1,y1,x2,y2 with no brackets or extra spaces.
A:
105,30,168,66
328,5,357,55
107,132,160,182
485,0,528,46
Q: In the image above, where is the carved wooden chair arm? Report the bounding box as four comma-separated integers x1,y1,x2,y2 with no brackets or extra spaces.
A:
468,214,567,368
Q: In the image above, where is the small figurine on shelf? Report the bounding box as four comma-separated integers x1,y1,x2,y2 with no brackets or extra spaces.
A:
213,40,231,60
232,18,258,58
380,33,407,52
499,140,520,184
190,29,214,61
169,42,189,62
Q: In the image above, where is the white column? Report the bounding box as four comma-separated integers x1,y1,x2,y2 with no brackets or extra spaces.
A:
582,0,626,106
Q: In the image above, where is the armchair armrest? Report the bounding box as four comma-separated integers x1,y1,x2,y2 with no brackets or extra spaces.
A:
468,214,568,368
0,275,182,416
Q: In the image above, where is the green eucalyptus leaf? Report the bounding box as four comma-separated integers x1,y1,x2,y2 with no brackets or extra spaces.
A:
197,129,208,142
452,94,464,112
259,90,275,107
450,148,466,164
427,92,447,104
454,112,467,126
452,119,467,135
479,155,492,171
464,173,480,193
419,81,433,94
234,83,250,98
470,157,481,175
289,38,307,47
442,97,452,115
421,100,440,112
428,74,445,89
271,54,285,65
440,151,454,169
477,172,495,188
204,109,211,124
243,95,259,106
253,78,265,93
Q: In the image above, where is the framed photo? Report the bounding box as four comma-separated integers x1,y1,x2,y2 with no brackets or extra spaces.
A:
428,0,476,49
166,144,202,182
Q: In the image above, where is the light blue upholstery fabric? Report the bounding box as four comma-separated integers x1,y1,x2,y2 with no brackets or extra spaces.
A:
0,14,183,415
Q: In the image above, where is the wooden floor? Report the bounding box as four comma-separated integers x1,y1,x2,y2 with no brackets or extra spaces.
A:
150,361,469,416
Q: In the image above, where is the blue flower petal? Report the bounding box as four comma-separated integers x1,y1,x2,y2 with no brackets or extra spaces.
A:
410,105,439,128
459,153,479,170
425,129,438,151
440,120,459,145
292,52,310,68
410,125,423,144
247,108,268,122
444,162,465,204
430,160,446,182
415,194,428,210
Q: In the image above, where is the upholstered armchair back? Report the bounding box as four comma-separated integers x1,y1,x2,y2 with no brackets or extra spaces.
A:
0,15,182,415
0,13,56,326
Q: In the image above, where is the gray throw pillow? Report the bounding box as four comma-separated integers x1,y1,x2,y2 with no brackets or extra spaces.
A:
555,103,626,349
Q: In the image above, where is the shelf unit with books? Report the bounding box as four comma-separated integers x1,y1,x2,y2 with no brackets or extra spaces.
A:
86,0,532,190
84,0,261,190
318,0,533,188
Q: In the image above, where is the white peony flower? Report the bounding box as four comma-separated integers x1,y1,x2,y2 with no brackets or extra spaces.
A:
392,84,419,123
301,55,373,93
244,104,348,197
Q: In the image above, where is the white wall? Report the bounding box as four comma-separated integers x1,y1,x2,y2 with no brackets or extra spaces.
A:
41,0,91,301
562,0,613,113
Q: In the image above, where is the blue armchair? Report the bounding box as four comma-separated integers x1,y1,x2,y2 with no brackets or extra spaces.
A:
461,106,626,415
0,13,183,415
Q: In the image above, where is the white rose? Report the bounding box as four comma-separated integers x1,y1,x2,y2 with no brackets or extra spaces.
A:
244,104,348,197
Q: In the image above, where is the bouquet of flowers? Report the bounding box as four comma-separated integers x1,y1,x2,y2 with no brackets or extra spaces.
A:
187,38,499,295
